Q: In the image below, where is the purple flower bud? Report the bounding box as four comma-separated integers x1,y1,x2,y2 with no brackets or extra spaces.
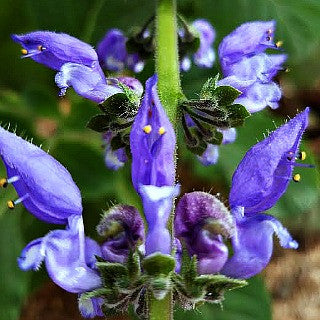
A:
219,21,277,67
18,215,102,293
175,192,234,274
97,29,144,73
140,185,180,255
0,126,82,224
12,31,99,71
97,205,145,263
55,63,122,104
97,29,127,72
197,144,219,166
221,207,298,279
103,132,127,171
192,19,216,68
130,75,176,191
230,108,310,213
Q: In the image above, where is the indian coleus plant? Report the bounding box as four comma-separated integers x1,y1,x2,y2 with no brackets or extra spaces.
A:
6,11,313,320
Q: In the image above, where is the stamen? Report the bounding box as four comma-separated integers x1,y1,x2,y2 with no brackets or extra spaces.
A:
37,45,46,51
7,200,15,209
0,178,8,188
0,176,20,188
267,29,273,34
143,125,152,134
293,174,301,182
298,151,306,161
21,49,28,55
7,194,29,210
266,36,272,41
275,40,283,48
158,127,166,135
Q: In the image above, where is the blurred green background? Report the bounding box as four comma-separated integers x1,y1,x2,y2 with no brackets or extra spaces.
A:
0,0,319,319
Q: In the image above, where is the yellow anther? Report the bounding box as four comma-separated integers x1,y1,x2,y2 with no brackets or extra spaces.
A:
299,151,307,161
143,125,152,134
293,174,301,182
7,200,15,209
21,49,28,55
158,127,166,135
0,178,8,188
276,40,283,48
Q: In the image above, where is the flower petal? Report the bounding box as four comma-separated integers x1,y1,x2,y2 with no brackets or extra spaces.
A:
219,21,276,67
229,108,310,213
139,184,180,255
130,75,176,191
44,215,102,293
12,31,99,71
17,238,45,271
55,62,122,103
197,144,219,166
0,126,82,224
222,207,297,279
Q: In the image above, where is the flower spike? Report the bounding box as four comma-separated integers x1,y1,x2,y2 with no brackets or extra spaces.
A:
0,126,82,224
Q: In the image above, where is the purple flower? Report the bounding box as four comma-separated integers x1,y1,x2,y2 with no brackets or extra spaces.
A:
55,63,122,104
130,74,176,191
102,132,128,171
230,108,309,213
96,205,145,263
222,53,287,83
140,185,180,255
197,128,237,166
0,125,82,224
18,215,102,293
175,192,234,274
192,19,216,69
180,19,216,71
219,21,277,67
218,21,286,113
197,144,219,166
12,31,99,71
221,207,297,279
97,29,144,73
222,108,310,278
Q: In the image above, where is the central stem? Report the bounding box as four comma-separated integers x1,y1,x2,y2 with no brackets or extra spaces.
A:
155,0,181,126
150,0,181,319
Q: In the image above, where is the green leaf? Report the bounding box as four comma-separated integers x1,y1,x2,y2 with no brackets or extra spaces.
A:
86,114,112,132
174,276,271,320
213,86,241,107
142,253,176,276
227,104,251,127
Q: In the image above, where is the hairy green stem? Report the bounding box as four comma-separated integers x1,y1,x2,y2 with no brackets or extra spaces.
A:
149,291,173,320
149,0,181,319
155,0,181,126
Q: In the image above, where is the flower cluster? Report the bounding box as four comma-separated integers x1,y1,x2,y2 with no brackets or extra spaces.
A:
9,16,313,320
